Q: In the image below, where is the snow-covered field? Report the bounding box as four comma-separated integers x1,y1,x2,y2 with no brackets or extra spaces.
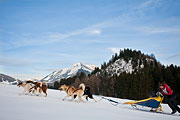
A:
0,83,179,120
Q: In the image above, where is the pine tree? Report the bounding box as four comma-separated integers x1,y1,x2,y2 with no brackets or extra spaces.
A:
54,81,60,89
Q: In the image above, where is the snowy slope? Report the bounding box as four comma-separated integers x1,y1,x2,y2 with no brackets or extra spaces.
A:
41,62,96,83
0,83,179,120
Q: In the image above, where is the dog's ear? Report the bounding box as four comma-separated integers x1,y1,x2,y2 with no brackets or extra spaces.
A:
17,79,22,84
17,80,22,87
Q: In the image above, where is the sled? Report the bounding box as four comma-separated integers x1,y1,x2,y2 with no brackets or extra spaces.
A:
123,96,163,112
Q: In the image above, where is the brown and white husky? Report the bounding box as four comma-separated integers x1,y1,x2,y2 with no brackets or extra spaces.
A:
59,83,85,102
17,80,47,97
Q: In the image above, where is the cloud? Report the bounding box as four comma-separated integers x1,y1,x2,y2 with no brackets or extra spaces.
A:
48,33,67,39
134,26,180,34
1,0,178,50
36,28,101,48
0,57,32,67
45,28,102,44
0,0,167,49
34,68,61,72
84,39,111,44
137,0,154,9
108,47,121,54
167,52,180,60
88,29,101,35
11,73,45,80
55,53,72,57
136,0,160,10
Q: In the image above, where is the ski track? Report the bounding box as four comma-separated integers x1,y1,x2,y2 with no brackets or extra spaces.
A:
0,83,179,120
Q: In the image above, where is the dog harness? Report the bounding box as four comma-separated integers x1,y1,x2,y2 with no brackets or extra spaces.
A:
73,88,80,93
66,87,70,93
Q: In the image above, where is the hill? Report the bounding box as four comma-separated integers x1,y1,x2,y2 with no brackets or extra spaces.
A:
0,73,17,85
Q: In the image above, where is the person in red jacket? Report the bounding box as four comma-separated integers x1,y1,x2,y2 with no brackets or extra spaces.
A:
159,82,180,114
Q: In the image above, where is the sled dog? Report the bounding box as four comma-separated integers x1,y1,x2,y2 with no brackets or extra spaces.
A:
59,83,85,102
17,82,35,95
17,80,47,97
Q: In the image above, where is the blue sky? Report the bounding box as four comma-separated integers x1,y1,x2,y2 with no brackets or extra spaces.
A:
0,0,180,80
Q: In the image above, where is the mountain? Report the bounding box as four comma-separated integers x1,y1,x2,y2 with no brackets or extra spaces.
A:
41,62,96,83
0,73,17,85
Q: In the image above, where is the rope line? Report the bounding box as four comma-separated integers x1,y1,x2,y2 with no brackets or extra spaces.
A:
97,96,122,106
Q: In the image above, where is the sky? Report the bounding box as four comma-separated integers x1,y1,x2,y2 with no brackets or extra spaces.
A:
0,0,180,80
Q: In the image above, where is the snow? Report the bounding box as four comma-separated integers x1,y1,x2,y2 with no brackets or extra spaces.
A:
106,59,134,76
140,64,144,69
146,58,154,62
1,79,17,85
105,58,146,76
0,83,179,120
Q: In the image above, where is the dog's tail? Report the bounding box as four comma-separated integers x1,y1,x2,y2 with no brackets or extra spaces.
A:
79,83,85,91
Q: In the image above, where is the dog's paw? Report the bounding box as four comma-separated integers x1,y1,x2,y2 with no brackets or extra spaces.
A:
82,100,87,103
75,100,79,103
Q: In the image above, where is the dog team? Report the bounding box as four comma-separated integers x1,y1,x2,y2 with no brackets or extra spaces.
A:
17,80,96,103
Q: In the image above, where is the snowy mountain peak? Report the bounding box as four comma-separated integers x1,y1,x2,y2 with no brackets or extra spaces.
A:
73,62,83,67
41,62,96,83
72,62,84,69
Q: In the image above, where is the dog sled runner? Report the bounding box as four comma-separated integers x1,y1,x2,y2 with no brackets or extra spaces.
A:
124,96,164,113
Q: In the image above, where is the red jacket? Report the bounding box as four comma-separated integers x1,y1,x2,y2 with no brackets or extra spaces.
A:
161,84,173,96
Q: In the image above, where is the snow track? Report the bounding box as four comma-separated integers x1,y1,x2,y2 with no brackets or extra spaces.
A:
0,83,179,120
